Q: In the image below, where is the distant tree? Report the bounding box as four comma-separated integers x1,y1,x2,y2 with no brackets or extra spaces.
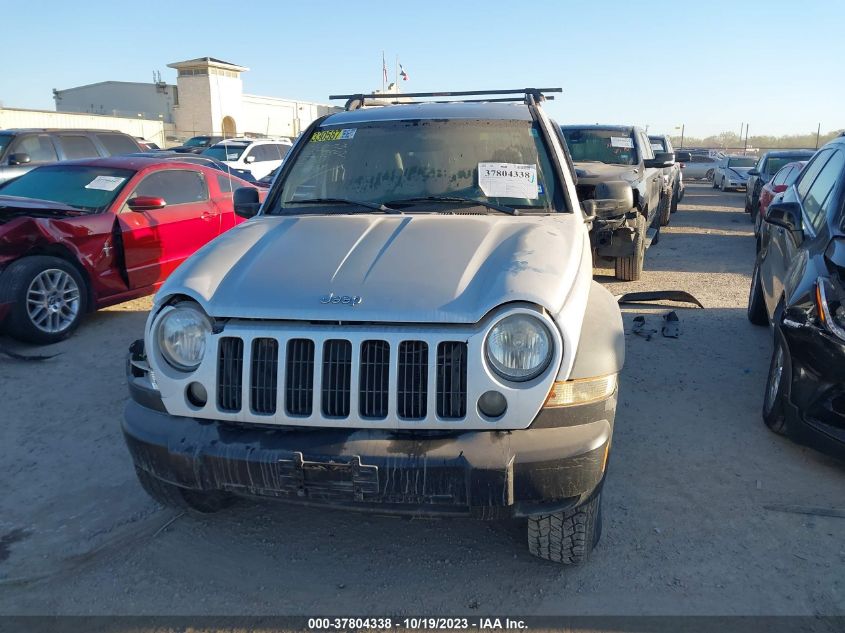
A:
670,129,844,151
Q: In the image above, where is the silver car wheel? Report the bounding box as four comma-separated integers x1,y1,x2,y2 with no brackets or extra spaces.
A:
765,344,784,412
25,268,81,334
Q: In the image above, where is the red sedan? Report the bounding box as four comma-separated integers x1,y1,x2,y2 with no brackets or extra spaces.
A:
754,160,807,237
0,156,262,343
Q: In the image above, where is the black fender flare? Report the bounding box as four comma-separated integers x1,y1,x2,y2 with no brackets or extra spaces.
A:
569,281,625,379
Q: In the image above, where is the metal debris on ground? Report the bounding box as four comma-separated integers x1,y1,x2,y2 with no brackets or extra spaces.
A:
617,290,704,308
0,345,60,361
661,311,682,338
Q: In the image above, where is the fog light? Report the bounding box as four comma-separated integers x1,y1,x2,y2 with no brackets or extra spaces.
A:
478,390,507,418
186,382,208,408
544,374,617,408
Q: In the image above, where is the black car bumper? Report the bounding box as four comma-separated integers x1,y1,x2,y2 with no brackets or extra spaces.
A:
123,348,613,518
780,322,845,459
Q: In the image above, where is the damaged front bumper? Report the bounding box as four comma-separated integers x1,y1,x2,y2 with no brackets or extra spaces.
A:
591,212,640,259
780,320,845,459
123,344,613,518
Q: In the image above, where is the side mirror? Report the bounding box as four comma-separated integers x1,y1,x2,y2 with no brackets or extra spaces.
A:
765,201,802,237
127,196,167,211
591,181,635,218
675,151,692,163
233,186,261,218
8,153,31,166
245,155,256,164
644,151,675,169
747,169,760,176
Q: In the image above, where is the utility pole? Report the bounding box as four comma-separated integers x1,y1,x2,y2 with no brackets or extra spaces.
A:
815,122,821,149
743,124,749,155
739,122,744,151
675,124,685,148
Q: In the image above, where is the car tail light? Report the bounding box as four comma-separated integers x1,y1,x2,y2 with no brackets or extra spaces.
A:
773,184,788,193
679,163,685,169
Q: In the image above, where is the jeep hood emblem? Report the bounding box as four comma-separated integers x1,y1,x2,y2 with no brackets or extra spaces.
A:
320,293,362,306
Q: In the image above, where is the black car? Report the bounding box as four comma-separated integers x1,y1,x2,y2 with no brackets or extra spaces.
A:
747,135,845,458
170,135,224,154
126,152,258,184
745,149,815,221
561,124,674,281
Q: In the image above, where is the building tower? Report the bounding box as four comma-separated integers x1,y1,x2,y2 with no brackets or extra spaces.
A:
167,57,248,138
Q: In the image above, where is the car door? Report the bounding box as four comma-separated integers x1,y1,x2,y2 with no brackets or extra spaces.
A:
637,131,660,213
117,167,220,290
748,156,765,205
761,149,839,314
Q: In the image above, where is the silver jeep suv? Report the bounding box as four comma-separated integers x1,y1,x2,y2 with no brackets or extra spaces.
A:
122,89,626,564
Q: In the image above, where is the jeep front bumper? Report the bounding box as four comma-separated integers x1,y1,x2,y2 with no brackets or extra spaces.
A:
124,360,613,519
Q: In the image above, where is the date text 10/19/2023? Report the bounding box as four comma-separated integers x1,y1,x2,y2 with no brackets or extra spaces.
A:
307,618,528,630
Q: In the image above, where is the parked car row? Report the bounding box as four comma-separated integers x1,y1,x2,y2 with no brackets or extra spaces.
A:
747,133,845,459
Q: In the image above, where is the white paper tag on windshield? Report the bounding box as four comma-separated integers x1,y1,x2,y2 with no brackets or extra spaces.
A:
610,137,634,149
85,175,125,191
478,163,538,199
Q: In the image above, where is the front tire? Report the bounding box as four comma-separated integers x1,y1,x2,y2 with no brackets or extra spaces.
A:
1,256,87,344
658,191,672,227
614,213,646,281
527,492,602,564
747,261,768,325
762,332,790,436
706,168,715,181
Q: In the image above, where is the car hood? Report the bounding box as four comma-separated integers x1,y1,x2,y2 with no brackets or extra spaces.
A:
159,213,584,324
0,196,85,223
728,167,751,178
573,162,640,185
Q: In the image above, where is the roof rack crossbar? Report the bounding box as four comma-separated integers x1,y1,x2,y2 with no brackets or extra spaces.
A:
329,88,561,100
330,88,561,110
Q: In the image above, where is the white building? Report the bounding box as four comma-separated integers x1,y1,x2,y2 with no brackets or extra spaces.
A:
51,57,338,143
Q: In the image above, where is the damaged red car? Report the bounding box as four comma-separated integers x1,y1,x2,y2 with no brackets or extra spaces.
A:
0,156,260,343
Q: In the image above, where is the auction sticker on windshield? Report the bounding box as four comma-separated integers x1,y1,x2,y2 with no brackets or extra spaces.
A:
610,137,634,149
310,128,357,142
84,176,126,191
478,163,538,199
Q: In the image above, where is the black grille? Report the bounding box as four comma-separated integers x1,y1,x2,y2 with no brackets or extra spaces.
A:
322,340,352,418
397,341,428,419
359,340,390,419
436,342,467,419
285,339,314,416
217,337,244,412
250,338,278,414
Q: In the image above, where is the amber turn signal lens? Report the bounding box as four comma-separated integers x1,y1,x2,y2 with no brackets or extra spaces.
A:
543,374,617,408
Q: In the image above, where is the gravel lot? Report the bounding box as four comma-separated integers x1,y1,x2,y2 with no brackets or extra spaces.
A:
1,183,843,616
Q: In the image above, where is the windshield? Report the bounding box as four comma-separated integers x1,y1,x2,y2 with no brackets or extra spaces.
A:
727,157,756,168
766,156,809,174
270,119,561,214
203,145,248,161
184,136,212,148
0,165,134,212
562,128,638,165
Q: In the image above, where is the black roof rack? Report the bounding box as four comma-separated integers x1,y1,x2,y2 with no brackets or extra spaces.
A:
329,88,562,111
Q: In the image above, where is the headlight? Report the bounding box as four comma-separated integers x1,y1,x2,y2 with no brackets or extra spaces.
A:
485,314,552,382
815,277,845,342
156,304,211,371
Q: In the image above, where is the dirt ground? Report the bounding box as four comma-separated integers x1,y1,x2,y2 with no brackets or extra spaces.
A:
0,183,843,616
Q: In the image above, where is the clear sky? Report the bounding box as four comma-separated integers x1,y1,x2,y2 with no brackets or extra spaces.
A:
1,0,840,138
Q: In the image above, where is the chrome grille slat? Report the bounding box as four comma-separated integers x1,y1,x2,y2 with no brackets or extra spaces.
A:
217,337,244,412
285,338,314,416
397,341,428,420
250,338,278,415
436,342,468,420
322,339,352,418
360,340,389,419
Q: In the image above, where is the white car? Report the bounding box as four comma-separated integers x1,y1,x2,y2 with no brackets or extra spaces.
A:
713,155,757,191
202,138,292,179
121,89,627,564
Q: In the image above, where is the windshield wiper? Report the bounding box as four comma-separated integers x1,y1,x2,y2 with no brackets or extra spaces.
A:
290,198,402,213
385,195,520,216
